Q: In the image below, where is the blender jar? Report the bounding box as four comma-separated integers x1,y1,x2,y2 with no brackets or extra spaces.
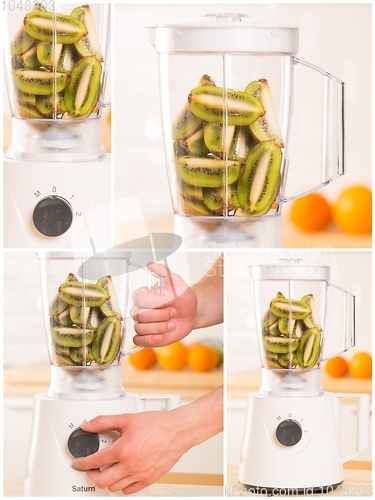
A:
146,13,345,247
249,259,355,396
4,1,111,161
38,251,151,400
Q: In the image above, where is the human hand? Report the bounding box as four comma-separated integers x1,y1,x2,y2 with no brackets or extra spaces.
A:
72,410,185,495
131,262,198,347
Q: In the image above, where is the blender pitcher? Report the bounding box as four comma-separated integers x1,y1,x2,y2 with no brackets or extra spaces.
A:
249,259,355,396
39,250,140,400
4,2,113,248
237,258,369,493
4,1,110,161
146,13,345,248
25,250,180,497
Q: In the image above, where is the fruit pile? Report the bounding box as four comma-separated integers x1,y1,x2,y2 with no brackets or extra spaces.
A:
173,75,284,218
49,273,123,367
10,3,103,119
262,292,322,369
128,340,223,372
290,185,372,235
325,352,372,379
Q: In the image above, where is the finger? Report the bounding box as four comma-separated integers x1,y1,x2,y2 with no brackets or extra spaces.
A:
86,463,129,491
122,481,147,495
147,262,187,298
132,334,163,347
132,307,175,324
79,414,125,434
133,330,181,348
73,445,117,471
146,262,179,281
107,475,138,493
134,320,176,337
132,288,172,310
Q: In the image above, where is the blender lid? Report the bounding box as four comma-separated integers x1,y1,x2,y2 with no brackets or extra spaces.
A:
249,259,330,281
146,13,299,54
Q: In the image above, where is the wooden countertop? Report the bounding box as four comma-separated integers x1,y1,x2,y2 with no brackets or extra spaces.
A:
281,217,372,248
4,358,223,400
142,213,371,249
228,369,372,399
226,462,372,497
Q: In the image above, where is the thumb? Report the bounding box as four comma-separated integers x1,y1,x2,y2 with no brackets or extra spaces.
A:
147,262,187,298
79,414,128,433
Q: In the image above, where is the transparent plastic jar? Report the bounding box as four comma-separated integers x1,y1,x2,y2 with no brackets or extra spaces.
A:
249,259,355,396
146,13,345,247
4,2,111,161
38,250,156,400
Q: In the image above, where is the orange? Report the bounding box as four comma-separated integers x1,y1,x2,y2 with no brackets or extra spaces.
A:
348,352,372,379
332,185,372,234
156,341,189,371
187,343,219,372
290,193,332,232
324,356,348,378
128,347,157,370
199,339,224,366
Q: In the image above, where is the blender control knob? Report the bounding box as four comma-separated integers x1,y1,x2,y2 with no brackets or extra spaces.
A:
33,195,73,237
275,419,302,447
68,428,100,458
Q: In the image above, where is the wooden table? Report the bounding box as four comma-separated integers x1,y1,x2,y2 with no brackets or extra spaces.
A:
227,369,372,399
136,213,372,249
4,358,223,400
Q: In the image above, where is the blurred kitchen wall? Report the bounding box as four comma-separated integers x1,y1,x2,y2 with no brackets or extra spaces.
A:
112,2,372,231
226,250,372,373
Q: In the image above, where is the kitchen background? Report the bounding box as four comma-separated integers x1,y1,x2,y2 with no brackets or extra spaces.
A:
110,2,371,248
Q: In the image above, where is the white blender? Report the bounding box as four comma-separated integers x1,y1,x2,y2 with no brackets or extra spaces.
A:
146,13,345,248
4,2,112,248
239,259,369,494
25,250,180,496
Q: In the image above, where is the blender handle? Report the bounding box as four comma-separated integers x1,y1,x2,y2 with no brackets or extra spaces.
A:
337,393,370,462
320,282,355,361
281,57,345,202
121,260,163,357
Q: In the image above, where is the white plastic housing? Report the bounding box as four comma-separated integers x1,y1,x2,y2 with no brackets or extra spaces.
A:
24,394,148,497
3,156,111,248
239,393,344,491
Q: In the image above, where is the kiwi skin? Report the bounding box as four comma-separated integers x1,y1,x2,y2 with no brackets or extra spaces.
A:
92,316,122,365
175,157,245,188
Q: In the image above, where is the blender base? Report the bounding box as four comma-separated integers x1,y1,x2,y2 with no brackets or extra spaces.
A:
25,393,149,497
3,155,112,249
238,392,344,492
174,213,282,248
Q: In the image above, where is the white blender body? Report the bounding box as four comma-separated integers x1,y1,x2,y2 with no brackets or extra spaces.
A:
238,259,369,494
4,3,112,248
25,251,180,497
146,14,345,248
